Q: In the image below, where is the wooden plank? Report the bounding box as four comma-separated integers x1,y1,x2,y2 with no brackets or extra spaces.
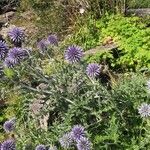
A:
126,8,150,16
84,43,118,56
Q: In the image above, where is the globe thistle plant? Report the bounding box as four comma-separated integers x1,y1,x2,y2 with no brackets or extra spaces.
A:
138,103,150,117
1,139,16,150
71,125,85,141
65,45,83,63
0,40,9,60
35,144,46,150
3,119,15,132
59,132,73,149
86,63,101,78
47,35,58,46
77,137,91,150
8,27,25,47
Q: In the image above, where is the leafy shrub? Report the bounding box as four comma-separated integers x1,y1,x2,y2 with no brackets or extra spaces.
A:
99,15,150,70
78,15,150,71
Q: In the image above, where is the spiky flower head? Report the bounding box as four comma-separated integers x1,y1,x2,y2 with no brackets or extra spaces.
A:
37,39,48,53
0,40,9,60
48,146,57,150
4,57,16,68
86,63,100,78
71,125,85,141
8,27,24,46
47,35,58,46
1,139,16,150
65,45,83,63
77,137,91,150
35,144,46,150
8,47,28,64
3,119,15,132
59,132,73,149
138,103,150,117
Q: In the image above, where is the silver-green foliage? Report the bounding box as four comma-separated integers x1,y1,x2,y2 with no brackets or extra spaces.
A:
8,50,150,149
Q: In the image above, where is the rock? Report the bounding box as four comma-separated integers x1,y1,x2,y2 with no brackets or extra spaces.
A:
0,24,15,38
84,43,118,56
0,11,15,24
5,11,15,21
126,8,150,16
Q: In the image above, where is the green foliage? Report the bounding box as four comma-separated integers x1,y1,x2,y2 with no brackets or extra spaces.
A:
62,17,100,50
99,15,150,70
76,15,150,71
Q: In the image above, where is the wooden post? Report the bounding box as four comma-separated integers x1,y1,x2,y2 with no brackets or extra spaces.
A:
123,0,127,15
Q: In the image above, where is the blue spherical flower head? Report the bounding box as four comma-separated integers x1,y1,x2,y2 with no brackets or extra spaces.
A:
77,137,91,150
8,27,25,47
4,57,16,68
71,125,85,141
0,40,9,60
47,35,58,46
65,45,83,63
35,144,46,150
86,63,100,78
138,103,150,118
3,119,15,132
8,47,28,64
37,39,48,53
59,132,73,149
1,139,16,150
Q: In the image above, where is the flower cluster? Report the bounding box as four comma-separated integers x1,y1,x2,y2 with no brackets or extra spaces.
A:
59,132,73,149
65,45,83,63
1,139,16,150
37,34,58,53
8,27,25,47
35,144,57,150
0,27,29,68
35,144,46,150
138,103,150,118
86,63,101,78
4,47,28,68
64,45,101,78
0,40,9,60
3,118,16,132
47,35,58,46
59,125,91,150
1,118,16,149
